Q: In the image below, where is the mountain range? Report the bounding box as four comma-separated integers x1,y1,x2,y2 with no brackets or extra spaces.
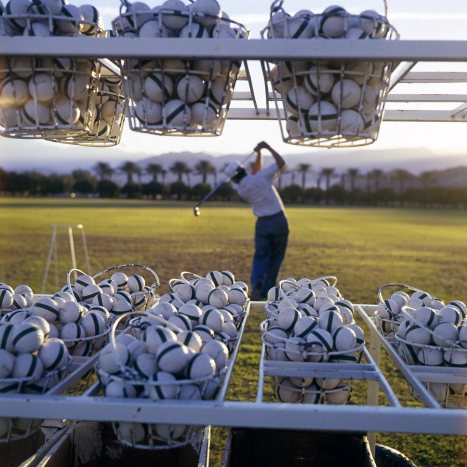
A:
2,144,467,187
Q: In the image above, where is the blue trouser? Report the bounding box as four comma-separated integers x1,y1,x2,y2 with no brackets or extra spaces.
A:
251,211,289,297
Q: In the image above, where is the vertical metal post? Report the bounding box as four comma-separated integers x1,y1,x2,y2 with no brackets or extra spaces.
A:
53,232,59,291
367,324,381,457
42,224,90,293
41,225,57,293
79,225,91,274
68,226,77,283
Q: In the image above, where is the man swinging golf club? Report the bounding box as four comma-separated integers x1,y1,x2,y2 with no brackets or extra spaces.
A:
225,141,289,301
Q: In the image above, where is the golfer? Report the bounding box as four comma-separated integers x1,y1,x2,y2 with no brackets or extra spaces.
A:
224,141,289,301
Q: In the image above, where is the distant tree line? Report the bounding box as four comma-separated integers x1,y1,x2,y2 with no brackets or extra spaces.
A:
1,160,466,208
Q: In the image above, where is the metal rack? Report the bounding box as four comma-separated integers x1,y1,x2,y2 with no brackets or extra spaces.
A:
0,302,465,436
0,36,466,448
1,37,467,124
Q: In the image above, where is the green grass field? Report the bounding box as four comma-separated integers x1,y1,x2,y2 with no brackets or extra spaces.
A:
1,199,466,466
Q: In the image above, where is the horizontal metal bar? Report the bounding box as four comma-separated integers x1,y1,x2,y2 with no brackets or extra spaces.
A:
226,108,467,122
383,109,467,122
402,71,467,83
1,38,467,61
0,395,465,435
386,94,467,102
266,92,467,102
231,91,254,101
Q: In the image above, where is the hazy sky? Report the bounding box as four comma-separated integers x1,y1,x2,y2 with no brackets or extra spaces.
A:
1,0,467,169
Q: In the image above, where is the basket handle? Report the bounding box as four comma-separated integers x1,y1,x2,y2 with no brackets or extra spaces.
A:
278,275,338,298
180,271,204,282
377,283,425,303
108,311,186,371
311,275,338,287
66,267,89,302
92,263,160,290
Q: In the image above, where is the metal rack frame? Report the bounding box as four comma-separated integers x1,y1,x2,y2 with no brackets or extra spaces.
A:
0,303,465,436
1,38,467,123
0,37,466,441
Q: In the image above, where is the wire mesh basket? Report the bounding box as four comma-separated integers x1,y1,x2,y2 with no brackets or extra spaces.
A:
178,270,249,326
0,5,105,139
96,311,235,450
261,0,399,147
261,275,365,405
91,264,161,313
45,66,126,147
112,0,249,136
373,283,430,337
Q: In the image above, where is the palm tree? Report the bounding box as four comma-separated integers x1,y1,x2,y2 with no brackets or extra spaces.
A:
316,172,322,190
194,159,215,185
146,163,164,184
93,162,114,181
370,169,384,191
346,168,359,193
170,161,190,184
119,161,140,185
290,169,297,186
365,171,373,193
161,169,167,185
339,173,346,188
320,167,336,191
391,169,414,193
419,171,436,189
297,163,311,191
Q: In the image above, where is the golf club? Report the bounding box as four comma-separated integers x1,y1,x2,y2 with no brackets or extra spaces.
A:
193,151,256,217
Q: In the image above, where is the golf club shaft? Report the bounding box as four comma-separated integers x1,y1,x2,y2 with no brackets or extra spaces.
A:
194,151,256,211
196,179,228,209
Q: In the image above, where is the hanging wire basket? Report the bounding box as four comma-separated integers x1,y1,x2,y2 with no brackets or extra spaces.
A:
112,0,249,136
45,63,126,147
96,312,230,450
0,6,105,139
261,0,399,147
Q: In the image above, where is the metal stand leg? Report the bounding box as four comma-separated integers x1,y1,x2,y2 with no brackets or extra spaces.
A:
367,325,382,458
41,224,90,294
41,225,57,293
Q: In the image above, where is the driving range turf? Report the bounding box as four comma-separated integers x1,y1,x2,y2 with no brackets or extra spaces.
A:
1,198,466,466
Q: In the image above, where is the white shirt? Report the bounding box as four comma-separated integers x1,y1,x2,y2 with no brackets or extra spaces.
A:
235,163,285,217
